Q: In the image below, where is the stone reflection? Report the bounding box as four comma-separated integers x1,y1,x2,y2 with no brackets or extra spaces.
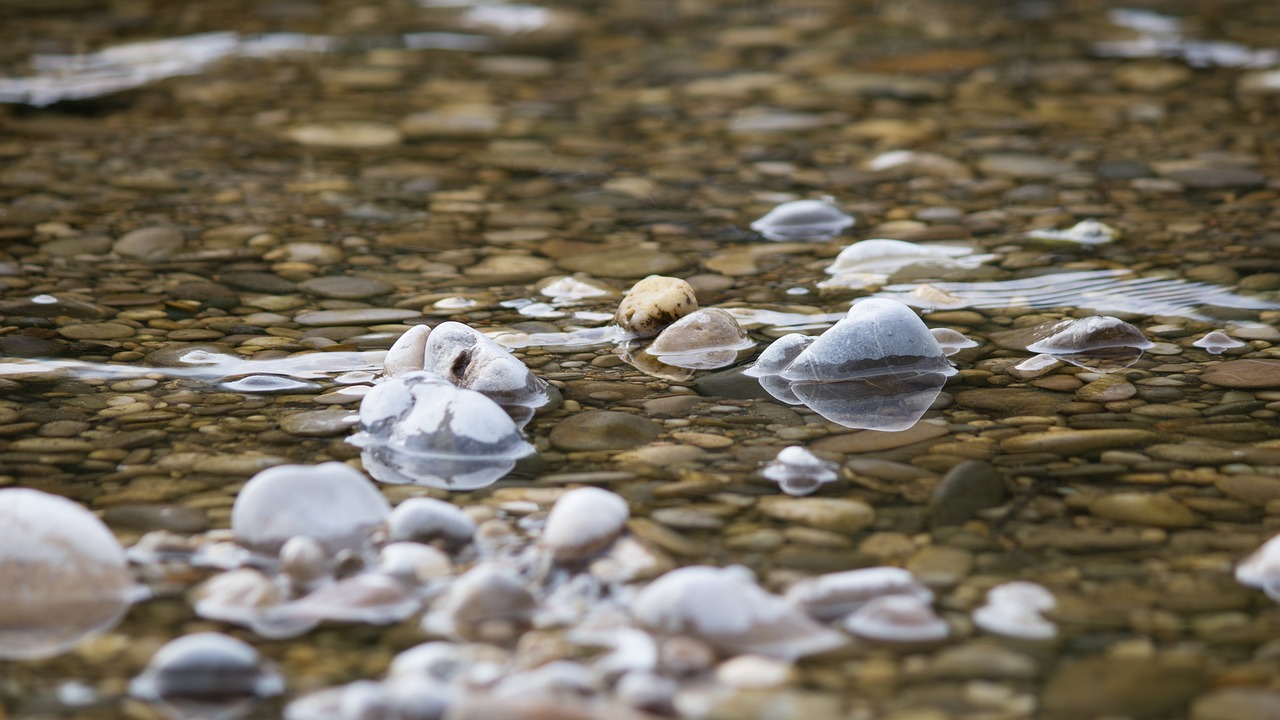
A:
617,307,754,381
745,299,954,431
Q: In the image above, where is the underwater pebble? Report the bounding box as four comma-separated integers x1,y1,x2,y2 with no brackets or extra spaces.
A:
785,567,933,621
549,410,663,452
750,197,854,242
926,460,1006,527
757,497,874,533
231,462,391,554
1202,360,1280,389
0,488,136,660
1089,492,1201,528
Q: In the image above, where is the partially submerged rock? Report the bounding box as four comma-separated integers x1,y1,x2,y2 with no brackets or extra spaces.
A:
231,462,390,555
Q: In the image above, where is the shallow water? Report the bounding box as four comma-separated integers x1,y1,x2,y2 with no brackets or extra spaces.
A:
3,0,1280,718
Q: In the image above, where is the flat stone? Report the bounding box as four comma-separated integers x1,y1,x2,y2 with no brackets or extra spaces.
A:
556,247,686,278
1000,429,1160,454
1089,492,1201,528
1164,167,1266,190
1192,688,1280,720
297,276,395,299
1215,474,1280,506
757,497,874,533
57,322,136,340
278,409,360,437
113,226,184,260
294,308,421,326
1042,655,1206,719
930,642,1040,680
811,421,948,454
548,410,662,451
285,122,402,148
978,153,1073,179
1202,360,1280,389
955,388,1070,416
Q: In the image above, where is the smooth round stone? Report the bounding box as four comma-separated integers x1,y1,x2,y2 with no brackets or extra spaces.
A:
285,122,402,148
1214,475,1280,506
930,642,1040,680
999,429,1160,455
278,409,360,437
113,226,184,260
130,632,283,700
57,322,136,340
1202,360,1280,389
0,489,134,660
757,497,874,533
231,462,391,554
556,247,685,278
1076,376,1137,402
978,153,1073,178
294,309,421,326
927,460,1006,528
548,411,662,451
297,276,394,299
1088,492,1200,529
615,275,698,338
1192,688,1280,720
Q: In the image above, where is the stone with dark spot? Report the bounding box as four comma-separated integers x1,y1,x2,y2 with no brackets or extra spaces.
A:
548,410,662,451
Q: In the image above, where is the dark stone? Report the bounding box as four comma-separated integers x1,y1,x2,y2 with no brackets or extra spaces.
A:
927,460,1007,527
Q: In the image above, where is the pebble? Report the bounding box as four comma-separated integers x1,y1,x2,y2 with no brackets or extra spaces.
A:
1000,429,1160,454
1041,655,1206,719
557,247,685,278
1077,376,1137,402
757,497,874,533
614,276,698,338
1089,492,1201,528
978,153,1073,178
548,411,663,451
927,461,1006,527
294,309,421,326
297,276,394,299
57,322,136,340
113,226,184,260
1202,360,1280,389
811,421,949,454
1191,688,1280,720
279,409,360,437
285,122,402,148
955,388,1071,416
930,643,1040,680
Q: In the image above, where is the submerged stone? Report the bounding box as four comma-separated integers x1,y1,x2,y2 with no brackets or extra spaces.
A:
130,632,283,701
751,198,854,242
819,239,993,290
786,567,933,621
231,462,391,554
748,299,954,430
348,371,535,490
0,489,136,660
1025,219,1120,245
1193,330,1246,354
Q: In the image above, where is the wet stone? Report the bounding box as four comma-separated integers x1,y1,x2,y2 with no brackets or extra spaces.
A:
113,226,184,260
1042,655,1206,720
297,276,395,299
1192,688,1280,720
279,409,360,437
556,247,685,278
757,497,874,533
978,153,1073,178
1089,492,1201,528
927,460,1006,528
1163,166,1266,189
294,308,421,326
57,322,136,340
1000,429,1160,454
1202,360,1280,389
955,388,1071,416
548,411,662,452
